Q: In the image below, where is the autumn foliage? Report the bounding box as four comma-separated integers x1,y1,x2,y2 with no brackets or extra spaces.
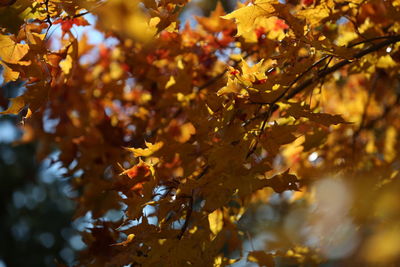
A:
2,0,400,266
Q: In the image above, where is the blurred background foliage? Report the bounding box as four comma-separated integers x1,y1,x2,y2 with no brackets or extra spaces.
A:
0,81,86,266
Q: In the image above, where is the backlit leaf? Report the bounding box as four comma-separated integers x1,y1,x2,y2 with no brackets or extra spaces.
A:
0,96,25,115
125,141,163,157
222,0,275,36
208,209,224,235
0,34,29,63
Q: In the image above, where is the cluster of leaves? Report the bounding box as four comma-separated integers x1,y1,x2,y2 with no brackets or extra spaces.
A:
1,0,400,266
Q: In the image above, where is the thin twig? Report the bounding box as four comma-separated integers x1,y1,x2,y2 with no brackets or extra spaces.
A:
195,165,209,180
286,35,400,100
245,55,333,158
43,0,53,40
177,190,194,240
348,35,400,48
245,35,400,159
272,55,331,104
246,231,255,251
246,106,272,159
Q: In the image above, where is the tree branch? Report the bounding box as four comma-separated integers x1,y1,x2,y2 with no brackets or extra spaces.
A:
177,191,194,240
285,35,400,100
245,34,400,159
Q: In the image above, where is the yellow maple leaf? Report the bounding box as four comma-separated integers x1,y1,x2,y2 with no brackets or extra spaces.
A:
208,209,223,235
297,0,334,27
0,34,30,82
59,55,73,75
0,34,29,64
240,58,268,83
0,61,20,82
217,77,243,96
222,0,275,36
125,141,163,157
0,96,25,115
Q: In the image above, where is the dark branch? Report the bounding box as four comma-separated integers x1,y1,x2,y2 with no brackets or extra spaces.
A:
177,191,194,240
285,35,400,100
245,35,400,159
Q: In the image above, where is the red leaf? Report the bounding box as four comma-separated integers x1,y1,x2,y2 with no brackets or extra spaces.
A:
54,17,89,34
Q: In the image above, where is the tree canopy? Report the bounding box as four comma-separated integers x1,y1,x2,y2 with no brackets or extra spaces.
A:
1,0,400,266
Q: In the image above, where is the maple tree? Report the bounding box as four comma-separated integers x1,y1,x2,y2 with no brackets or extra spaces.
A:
1,0,400,266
